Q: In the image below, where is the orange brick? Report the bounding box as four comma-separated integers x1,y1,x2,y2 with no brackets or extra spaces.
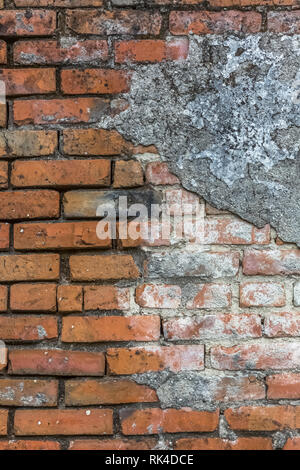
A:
0,161,8,188
0,223,9,250
84,286,130,311
0,103,6,128
0,190,59,220
63,129,130,155
0,379,57,407
225,405,300,431
61,69,130,94
14,409,113,436
9,349,105,376
0,10,56,36
136,284,181,309
0,69,55,95
175,437,272,450
57,285,83,313
65,379,158,405
0,410,8,435
120,408,219,435
69,438,157,450
115,39,189,63
0,130,57,158
14,221,111,251
70,254,140,281
0,316,57,341
0,254,59,281
0,41,6,64
107,345,204,375
10,283,57,312
284,437,300,450
113,160,143,188
0,286,7,312
0,440,60,450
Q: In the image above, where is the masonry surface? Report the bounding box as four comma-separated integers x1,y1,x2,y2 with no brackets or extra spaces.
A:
0,0,299,452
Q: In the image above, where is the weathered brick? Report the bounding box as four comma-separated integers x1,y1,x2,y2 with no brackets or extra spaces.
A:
66,9,162,35
14,221,111,251
0,345,7,371
14,409,113,436
205,217,270,245
0,130,57,158
264,313,300,338
165,189,201,215
146,162,179,185
145,250,239,279
267,373,300,399
0,440,60,450
211,342,300,370
57,285,82,313
210,0,297,4
0,10,56,36
9,350,105,376
268,11,300,33
0,69,55,95
117,220,170,249
113,160,143,188
120,408,219,435
0,254,59,281
14,39,108,65
61,69,130,95
115,39,189,63
0,223,9,250
225,405,300,431
11,159,111,188
10,283,56,312
62,315,160,343
240,282,285,307
0,379,58,407
69,438,157,450
0,316,57,341
294,281,300,306
0,410,8,435
14,98,111,125
0,191,59,220
135,284,181,309
284,437,300,450
243,248,300,275
0,285,7,312
70,254,140,281
183,283,231,309
0,41,6,63
15,0,103,5
107,345,204,374
65,379,158,405
84,286,130,311
170,11,262,35
63,129,130,155
0,103,6,128
164,314,262,341
0,161,7,188
175,437,272,450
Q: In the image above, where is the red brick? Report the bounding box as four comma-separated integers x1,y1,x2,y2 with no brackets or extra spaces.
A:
14,39,108,65
10,283,56,312
14,221,111,251
0,410,8,435
61,69,130,95
0,161,7,188
0,41,6,64
0,103,6,128
0,285,7,312
164,314,262,341
57,285,83,313
0,191,60,220
84,286,130,311
146,162,179,185
0,316,57,341
65,379,158,405
267,373,300,399
0,10,56,36
210,0,297,4
12,159,111,188
0,130,57,158
205,217,270,245
9,349,105,376
69,438,157,450
70,254,140,281
284,437,300,450
14,409,113,436
240,282,285,307
62,315,160,343
63,129,130,155
0,254,59,281
15,0,103,5
66,9,162,35
0,440,60,450
0,69,55,96
0,379,57,407
268,11,300,33
120,408,219,435
170,11,262,35
243,248,300,275
211,342,300,370
107,345,204,375
175,437,272,450
117,220,170,249
113,160,143,188
14,98,111,125
0,223,9,250
136,284,181,309
115,39,189,63
225,405,300,431
184,283,231,309
264,313,300,338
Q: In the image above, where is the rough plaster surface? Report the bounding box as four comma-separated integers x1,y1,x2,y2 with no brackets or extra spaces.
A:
104,34,300,245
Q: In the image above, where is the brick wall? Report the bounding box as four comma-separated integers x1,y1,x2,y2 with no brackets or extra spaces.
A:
0,0,299,451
